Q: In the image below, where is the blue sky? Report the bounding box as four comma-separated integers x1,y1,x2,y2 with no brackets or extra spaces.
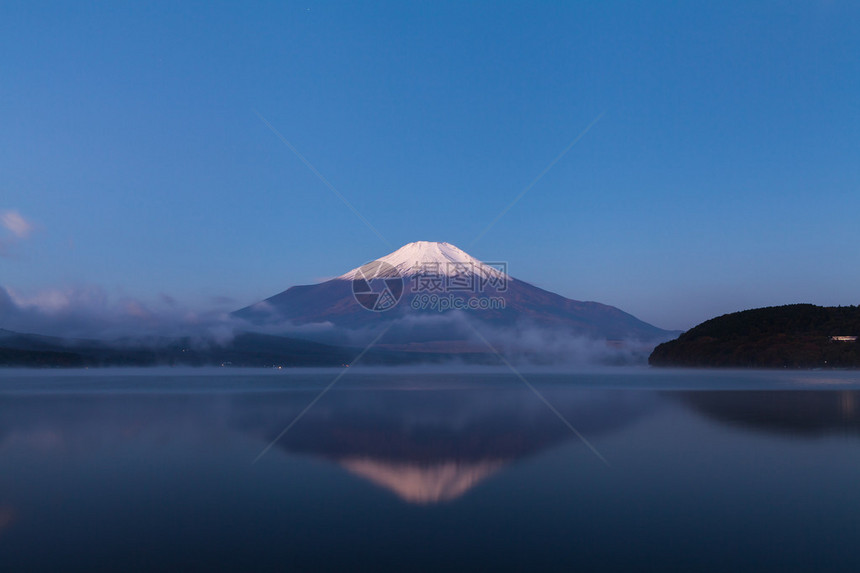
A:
1,1,858,331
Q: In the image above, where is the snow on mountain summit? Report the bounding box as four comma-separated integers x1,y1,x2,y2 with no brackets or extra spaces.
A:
340,241,507,279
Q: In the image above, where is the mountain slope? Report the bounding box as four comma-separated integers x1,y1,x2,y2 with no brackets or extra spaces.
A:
235,241,675,344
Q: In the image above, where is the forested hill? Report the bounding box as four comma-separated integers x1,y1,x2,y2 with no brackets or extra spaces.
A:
649,304,860,368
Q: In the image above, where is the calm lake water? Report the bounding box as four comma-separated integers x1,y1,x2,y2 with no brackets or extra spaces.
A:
1,368,860,572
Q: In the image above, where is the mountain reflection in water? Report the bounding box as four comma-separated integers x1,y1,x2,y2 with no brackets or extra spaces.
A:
0,374,657,505
3,371,860,572
235,383,657,503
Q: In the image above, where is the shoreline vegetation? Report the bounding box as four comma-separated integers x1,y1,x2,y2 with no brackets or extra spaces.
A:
650,304,860,369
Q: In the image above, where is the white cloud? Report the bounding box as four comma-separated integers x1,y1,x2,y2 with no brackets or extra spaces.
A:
0,210,35,257
1,210,34,239
0,284,242,342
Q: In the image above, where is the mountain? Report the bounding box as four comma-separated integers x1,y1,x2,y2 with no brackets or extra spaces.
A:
235,241,676,357
649,304,860,368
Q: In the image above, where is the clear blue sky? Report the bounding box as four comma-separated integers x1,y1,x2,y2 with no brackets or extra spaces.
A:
1,1,858,331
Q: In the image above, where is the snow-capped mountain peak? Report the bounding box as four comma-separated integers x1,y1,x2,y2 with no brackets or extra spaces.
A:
236,240,675,344
341,241,506,279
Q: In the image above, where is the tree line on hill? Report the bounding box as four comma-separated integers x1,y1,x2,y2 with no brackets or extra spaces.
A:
649,304,860,368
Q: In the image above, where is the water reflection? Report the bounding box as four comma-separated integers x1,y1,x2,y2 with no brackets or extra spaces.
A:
0,506,15,536
4,374,860,572
234,384,657,503
6,376,859,512
674,390,860,436
0,377,657,505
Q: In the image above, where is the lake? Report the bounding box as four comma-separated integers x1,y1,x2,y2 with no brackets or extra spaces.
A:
1,368,859,572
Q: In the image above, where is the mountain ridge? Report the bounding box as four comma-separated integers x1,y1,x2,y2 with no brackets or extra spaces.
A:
235,241,677,350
